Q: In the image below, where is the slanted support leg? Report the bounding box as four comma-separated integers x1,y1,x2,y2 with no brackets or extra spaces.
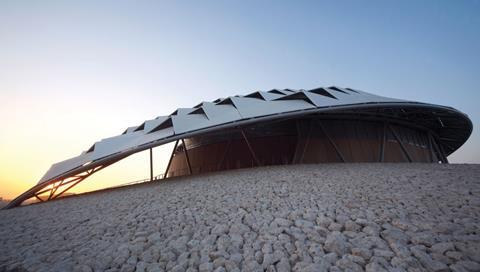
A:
317,120,346,162
388,125,412,163
48,180,64,200
291,119,302,164
218,137,232,170
437,139,449,164
5,164,110,208
379,122,386,162
240,128,261,166
53,179,84,199
427,132,436,162
299,119,313,163
182,139,192,175
52,165,106,199
430,135,448,164
164,140,179,178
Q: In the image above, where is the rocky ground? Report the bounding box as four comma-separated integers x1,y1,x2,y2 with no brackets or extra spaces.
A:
0,163,479,272
0,199,7,209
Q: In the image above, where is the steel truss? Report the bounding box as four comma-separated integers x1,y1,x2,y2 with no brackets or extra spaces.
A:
6,164,108,208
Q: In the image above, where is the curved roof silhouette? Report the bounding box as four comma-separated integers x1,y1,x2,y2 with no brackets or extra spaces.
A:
6,86,472,208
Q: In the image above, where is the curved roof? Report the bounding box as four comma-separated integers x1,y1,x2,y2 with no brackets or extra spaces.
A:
5,86,472,209
38,86,472,186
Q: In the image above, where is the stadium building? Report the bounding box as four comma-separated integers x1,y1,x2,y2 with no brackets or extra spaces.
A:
5,86,472,208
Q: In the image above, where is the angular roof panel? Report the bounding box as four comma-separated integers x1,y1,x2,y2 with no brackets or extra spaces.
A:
38,154,93,184
198,102,242,124
230,96,315,119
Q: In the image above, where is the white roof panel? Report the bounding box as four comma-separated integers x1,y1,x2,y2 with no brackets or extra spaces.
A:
134,127,175,146
123,126,138,134
144,117,169,133
90,131,144,161
230,97,315,119
172,108,195,115
198,102,242,124
260,91,284,101
172,114,211,134
38,154,92,184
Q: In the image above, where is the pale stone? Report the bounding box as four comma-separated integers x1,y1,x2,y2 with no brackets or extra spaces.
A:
411,232,436,247
323,252,338,264
328,222,343,231
351,247,372,260
211,224,228,235
336,257,363,272
457,260,480,271
431,242,455,255
1,164,479,272
275,257,290,272
324,231,348,255
373,249,394,259
199,262,214,272
411,245,449,272
450,263,468,272
345,221,361,232
295,219,314,229
366,261,388,272
380,229,409,244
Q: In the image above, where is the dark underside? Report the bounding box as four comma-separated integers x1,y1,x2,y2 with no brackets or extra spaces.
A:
166,114,447,178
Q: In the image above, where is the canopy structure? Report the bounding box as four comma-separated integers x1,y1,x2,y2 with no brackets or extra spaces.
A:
5,86,472,209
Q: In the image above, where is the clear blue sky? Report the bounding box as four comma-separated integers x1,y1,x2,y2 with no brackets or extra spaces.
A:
0,0,479,197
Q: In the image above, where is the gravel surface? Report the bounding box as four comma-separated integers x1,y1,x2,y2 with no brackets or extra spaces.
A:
1,163,479,272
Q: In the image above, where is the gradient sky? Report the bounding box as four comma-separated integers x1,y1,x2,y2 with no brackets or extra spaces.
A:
1,1,479,200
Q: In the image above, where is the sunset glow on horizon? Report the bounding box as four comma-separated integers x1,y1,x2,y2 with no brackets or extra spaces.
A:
1,1,479,201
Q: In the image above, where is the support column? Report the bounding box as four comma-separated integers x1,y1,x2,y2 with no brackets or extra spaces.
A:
149,148,153,181
379,122,386,162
